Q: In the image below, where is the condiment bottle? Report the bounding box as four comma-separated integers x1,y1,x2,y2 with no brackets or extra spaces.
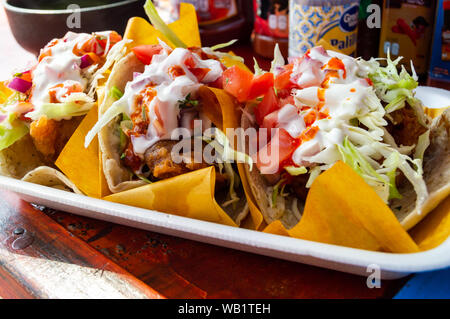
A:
252,0,289,59
428,0,450,89
154,0,254,47
289,0,360,58
378,0,436,77
357,0,383,60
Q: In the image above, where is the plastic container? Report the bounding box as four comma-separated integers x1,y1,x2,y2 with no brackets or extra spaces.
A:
1,173,450,280
289,0,360,58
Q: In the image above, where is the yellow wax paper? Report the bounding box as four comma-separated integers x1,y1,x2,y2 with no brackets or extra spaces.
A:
105,166,237,226
124,3,201,48
264,161,419,253
0,82,13,104
410,196,450,251
55,105,110,198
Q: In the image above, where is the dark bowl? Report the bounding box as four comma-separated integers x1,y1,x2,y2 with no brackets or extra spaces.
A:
3,0,146,55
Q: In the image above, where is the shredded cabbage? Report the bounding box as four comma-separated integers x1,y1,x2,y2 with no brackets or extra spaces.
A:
211,39,238,51
200,128,253,207
26,100,94,122
88,38,130,96
0,112,28,151
143,0,187,48
85,96,128,148
253,58,266,76
414,130,430,161
285,166,307,176
270,44,285,74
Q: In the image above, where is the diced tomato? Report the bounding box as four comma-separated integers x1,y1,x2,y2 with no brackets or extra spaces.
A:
261,109,279,130
256,128,298,174
132,45,163,65
209,75,224,89
279,95,295,106
222,65,254,102
274,64,294,91
189,67,210,82
247,72,274,100
95,31,122,50
254,87,280,126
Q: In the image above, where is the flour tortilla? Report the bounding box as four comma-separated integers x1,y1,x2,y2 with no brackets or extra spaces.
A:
392,108,450,230
0,134,46,179
98,52,250,225
22,166,82,194
242,104,450,230
97,52,147,193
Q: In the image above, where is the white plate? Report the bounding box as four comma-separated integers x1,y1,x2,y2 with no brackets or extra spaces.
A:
1,87,449,280
1,175,450,280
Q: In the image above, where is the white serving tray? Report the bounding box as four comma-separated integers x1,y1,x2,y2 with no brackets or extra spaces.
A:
1,175,450,280
1,86,449,280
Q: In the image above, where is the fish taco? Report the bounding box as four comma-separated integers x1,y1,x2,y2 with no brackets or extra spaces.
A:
222,46,449,230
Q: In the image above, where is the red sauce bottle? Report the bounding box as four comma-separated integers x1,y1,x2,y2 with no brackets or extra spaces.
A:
252,0,289,59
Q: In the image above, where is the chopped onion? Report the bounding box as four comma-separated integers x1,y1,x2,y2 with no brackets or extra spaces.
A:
7,77,32,93
80,54,92,69
0,114,6,123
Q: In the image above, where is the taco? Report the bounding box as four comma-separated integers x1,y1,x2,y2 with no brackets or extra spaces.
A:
84,40,253,224
0,30,127,178
223,46,449,230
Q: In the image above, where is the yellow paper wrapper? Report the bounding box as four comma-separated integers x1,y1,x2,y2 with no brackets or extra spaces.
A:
105,166,237,226
0,82,13,104
55,105,109,198
124,3,201,48
263,161,420,253
410,196,450,251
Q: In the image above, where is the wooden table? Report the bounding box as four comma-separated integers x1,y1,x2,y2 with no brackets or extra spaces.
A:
0,6,424,299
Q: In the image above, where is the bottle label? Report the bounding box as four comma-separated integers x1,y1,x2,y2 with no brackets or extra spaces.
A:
254,0,289,39
289,1,359,57
379,0,435,74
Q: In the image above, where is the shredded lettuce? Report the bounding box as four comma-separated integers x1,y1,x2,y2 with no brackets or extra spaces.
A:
200,128,253,207
26,101,94,121
338,137,390,202
359,54,420,115
88,39,130,96
143,0,187,48
85,97,127,148
414,130,430,161
285,166,307,176
0,112,28,151
211,39,238,51
110,86,124,100
270,44,285,74
271,178,286,208
381,151,402,200
253,58,266,76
